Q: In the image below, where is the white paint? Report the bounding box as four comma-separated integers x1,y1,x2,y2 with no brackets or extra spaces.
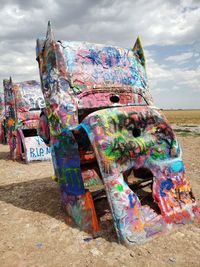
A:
24,135,52,162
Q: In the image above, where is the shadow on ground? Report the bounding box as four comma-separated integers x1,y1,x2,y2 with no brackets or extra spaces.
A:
0,150,10,160
0,177,118,242
0,177,63,220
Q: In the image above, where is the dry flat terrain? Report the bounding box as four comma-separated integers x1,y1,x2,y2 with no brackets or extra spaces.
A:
0,111,200,267
163,109,200,125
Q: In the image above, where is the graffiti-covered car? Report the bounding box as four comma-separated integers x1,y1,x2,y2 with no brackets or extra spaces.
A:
36,22,199,246
0,86,6,144
3,78,51,162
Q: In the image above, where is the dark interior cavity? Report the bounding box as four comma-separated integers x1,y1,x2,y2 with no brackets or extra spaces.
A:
22,129,38,137
132,128,141,137
110,95,120,103
124,167,161,214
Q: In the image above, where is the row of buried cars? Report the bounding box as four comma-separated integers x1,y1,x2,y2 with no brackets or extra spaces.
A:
0,22,199,246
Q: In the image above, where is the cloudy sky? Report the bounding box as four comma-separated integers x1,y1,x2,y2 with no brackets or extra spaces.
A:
0,0,199,109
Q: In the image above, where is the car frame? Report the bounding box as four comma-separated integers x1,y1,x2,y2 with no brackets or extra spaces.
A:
36,22,199,246
3,78,51,163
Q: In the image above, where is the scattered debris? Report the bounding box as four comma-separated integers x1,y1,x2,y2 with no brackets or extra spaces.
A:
36,243,43,249
89,248,103,256
169,257,176,263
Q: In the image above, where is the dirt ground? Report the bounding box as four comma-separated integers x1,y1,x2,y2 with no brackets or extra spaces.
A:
0,134,200,267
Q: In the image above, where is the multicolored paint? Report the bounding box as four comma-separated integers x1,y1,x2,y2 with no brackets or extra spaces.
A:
36,22,199,245
0,86,6,143
3,78,51,162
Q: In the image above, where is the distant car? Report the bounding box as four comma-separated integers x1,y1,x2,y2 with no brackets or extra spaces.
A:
36,22,199,246
3,78,51,163
0,87,6,144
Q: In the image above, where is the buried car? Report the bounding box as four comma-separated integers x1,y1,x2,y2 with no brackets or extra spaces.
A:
0,86,6,144
3,78,51,163
36,22,199,246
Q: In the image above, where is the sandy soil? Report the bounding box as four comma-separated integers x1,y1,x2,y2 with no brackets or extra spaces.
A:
0,135,200,267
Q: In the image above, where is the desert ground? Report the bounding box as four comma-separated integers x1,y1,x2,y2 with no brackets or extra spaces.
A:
0,111,200,267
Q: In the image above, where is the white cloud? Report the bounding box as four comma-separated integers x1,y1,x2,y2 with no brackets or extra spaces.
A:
145,50,174,88
0,0,199,108
147,50,200,91
165,52,193,64
145,48,200,108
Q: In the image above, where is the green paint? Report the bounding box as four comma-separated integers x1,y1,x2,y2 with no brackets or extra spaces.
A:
117,184,124,192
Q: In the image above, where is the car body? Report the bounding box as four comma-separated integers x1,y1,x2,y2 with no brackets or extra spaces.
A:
0,87,6,144
3,78,51,162
36,22,199,246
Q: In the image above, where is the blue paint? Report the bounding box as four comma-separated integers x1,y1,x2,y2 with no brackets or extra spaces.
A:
103,47,121,67
35,136,42,145
40,147,44,157
128,193,135,208
36,148,40,157
87,49,101,65
65,47,75,72
56,157,85,196
160,179,174,197
62,42,148,91
170,161,184,173
46,146,51,154
59,78,70,91
30,147,36,158
30,146,51,158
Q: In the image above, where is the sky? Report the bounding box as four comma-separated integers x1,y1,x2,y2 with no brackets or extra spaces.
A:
0,0,199,109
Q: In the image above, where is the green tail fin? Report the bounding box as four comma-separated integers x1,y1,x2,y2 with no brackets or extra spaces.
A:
133,36,146,69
